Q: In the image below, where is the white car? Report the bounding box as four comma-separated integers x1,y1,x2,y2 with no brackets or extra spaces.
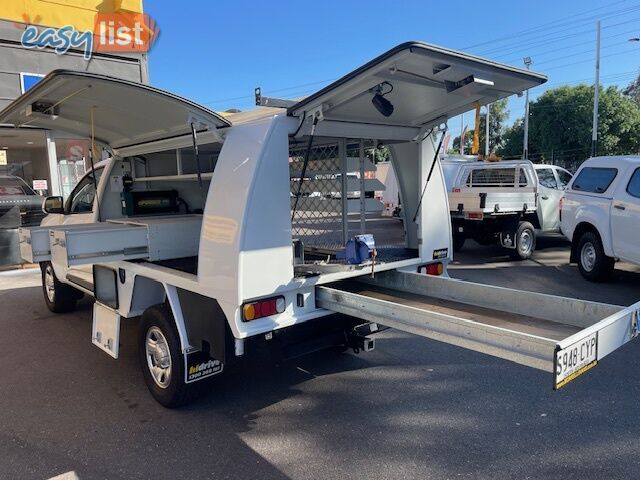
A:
560,156,640,281
533,164,573,233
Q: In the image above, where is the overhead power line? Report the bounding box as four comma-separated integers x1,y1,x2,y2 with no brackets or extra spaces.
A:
533,39,637,67
475,11,640,58
465,2,640,54
496,24,640,63
461,0,631,50
544,48,640,71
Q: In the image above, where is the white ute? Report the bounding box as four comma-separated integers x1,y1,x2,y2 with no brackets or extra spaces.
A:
443,159,572,258
561,156,640,281
8,43,640,407
444,159,539,258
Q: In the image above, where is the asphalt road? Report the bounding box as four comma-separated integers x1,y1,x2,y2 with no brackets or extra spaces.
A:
1,238,640,480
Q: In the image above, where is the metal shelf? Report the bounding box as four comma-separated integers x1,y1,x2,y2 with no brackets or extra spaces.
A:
133,172,213,182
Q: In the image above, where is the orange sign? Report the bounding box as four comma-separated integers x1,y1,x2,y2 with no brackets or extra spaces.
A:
94,12,159,53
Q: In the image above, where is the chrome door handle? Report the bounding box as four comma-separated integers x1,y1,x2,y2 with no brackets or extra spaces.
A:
614,204,626,210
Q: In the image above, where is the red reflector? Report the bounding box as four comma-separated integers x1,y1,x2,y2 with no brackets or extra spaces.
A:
425,263,443,275
452,188,461,193
466,212,483,220
242,296,286,321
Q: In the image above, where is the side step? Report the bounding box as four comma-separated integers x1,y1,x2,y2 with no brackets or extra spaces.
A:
316,271,640,389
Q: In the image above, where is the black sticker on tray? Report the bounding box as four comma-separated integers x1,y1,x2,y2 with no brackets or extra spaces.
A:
185,351,223,383
433,248,449,259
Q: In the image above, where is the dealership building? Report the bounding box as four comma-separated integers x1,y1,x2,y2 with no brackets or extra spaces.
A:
0,1,149,264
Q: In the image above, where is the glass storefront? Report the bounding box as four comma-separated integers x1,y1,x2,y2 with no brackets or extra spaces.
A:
54,135,90,199
0,128,50,265
0,128,113,266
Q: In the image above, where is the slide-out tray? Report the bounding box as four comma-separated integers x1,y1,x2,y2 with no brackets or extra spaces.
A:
316,270,640,389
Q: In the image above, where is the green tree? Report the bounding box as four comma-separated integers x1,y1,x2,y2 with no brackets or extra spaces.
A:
478,98,509,154
365,145,390,163
451,130,474,154
623,74,640,104
498,85,640,163
500,119,524,159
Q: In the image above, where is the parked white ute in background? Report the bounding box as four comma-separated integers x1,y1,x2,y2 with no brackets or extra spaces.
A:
443,159,571,259
560,156,640,281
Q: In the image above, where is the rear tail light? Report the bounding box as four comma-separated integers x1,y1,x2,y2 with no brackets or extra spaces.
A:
242,296,286,322
419,262,444,275
465,212,483,220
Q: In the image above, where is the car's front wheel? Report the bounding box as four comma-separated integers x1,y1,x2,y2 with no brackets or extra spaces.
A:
40,262,81,313
576,231,614,282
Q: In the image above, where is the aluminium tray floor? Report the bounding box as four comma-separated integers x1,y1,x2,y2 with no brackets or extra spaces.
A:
335,282,581,341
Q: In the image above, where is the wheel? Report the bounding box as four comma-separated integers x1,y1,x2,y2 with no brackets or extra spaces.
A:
512,221,536,260
139,304,193,408
453,235,466,252
40,262,81,313
576,231,614,282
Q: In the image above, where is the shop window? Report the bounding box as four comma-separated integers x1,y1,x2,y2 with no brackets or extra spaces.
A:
55,136,91,198
0,128,51,265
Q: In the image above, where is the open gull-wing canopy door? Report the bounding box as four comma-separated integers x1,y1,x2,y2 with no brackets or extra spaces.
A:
0,70,231,149
288,42,546,140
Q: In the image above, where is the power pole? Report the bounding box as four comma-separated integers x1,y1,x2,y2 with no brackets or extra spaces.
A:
591,20,601,157
485,103,491,157
523,57,532,160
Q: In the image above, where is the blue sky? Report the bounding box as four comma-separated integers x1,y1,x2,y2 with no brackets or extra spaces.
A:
144,0,640,140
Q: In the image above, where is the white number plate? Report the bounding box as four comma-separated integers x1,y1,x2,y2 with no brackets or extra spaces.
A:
554,332,598,389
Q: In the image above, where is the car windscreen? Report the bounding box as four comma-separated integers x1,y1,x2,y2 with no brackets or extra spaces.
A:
556,169,573,189
536,168,558,189
0,177,36,196
571,167,617,194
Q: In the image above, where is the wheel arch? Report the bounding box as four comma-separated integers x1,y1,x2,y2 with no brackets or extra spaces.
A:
112,270,230,362
524,212,541,229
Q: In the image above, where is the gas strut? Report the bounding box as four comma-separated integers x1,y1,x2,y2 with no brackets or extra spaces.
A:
413,127,447,223
191,122,206,209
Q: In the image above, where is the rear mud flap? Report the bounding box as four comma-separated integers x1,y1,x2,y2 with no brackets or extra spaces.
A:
184,349,223,384
499,218,520,249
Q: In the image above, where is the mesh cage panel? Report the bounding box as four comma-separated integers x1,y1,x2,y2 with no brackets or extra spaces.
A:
290,138,409,267
290,140,344,252
465,167,529,187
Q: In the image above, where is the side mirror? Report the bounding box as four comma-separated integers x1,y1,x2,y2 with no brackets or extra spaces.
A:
43,196,64,214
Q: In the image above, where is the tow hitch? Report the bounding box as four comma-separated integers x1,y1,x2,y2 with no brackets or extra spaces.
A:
347,322,386,353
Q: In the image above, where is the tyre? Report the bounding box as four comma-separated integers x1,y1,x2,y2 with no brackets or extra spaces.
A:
453,235,466,252
512,221,536,260
139,304,194,408
40,262,81,313
576,231,614,282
